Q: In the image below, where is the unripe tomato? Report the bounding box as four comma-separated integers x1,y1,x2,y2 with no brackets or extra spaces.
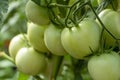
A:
44,24,67,56
8,34,27,60
61,18,101,59
25,0,50,25
96,9,120,47
88,51,120,80
15,47,47,75
27,22,49,53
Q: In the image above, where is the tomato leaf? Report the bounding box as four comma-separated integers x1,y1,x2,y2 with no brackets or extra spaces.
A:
17,71,30,80
0,0,8,23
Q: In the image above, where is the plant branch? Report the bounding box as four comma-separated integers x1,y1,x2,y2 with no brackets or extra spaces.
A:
88,1,120,41
0,51,14,63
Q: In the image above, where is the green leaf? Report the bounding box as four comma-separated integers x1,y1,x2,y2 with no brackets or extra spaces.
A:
0,0,8,23
17,71,30,80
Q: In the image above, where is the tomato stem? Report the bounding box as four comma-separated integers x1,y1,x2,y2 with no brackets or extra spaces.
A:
96,0,116,13
47,6,65,28
73,2,88,22
65,0,80,28
54,56,63,80
48,55,64,80
71,58,86,80
49,3,70,8
88,1,120,48
0,51,14,63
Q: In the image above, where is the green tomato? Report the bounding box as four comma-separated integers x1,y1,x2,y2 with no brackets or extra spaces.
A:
27,22,49,53
15,47,47,75
8,34,27,60
25,0,50,25
61,18,101,59
44,24,67,56
88,51,120,80
96,9,120,47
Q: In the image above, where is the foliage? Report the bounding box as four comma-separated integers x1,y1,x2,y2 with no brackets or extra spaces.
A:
0,0,8,23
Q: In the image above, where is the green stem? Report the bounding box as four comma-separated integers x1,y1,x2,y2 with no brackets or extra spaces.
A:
0,51,14,63
88,1,120,40
47,6,65,28
69,18,79,27
71,58,85,80
49,3,70,8
109,0,116,10
73,2,88,22
65,0,80,27
53,56,63,80
48,55,64,80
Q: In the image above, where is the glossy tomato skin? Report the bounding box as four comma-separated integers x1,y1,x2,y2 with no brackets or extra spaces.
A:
61,18,101,59
15,47,47,75
27,22,49,53
44,24,67,56
96,9,120,47
88,52,120,80
25,0,50,25
8,34,27,60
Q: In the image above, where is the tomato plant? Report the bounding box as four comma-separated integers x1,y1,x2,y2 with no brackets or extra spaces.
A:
88,51,120,80
1,0,120,80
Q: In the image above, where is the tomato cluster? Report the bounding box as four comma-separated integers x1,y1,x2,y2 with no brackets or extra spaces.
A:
8,0,120,79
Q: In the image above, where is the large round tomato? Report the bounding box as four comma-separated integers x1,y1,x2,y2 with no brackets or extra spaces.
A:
8,34,27,60
88,51,120,80
96,9,120,47
44,24,67,56
27,22,49,53
25,0,50,25
61,18,101,59
15,47,47,75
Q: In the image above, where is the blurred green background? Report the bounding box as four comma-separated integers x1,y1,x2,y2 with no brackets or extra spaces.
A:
0,0,27,80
